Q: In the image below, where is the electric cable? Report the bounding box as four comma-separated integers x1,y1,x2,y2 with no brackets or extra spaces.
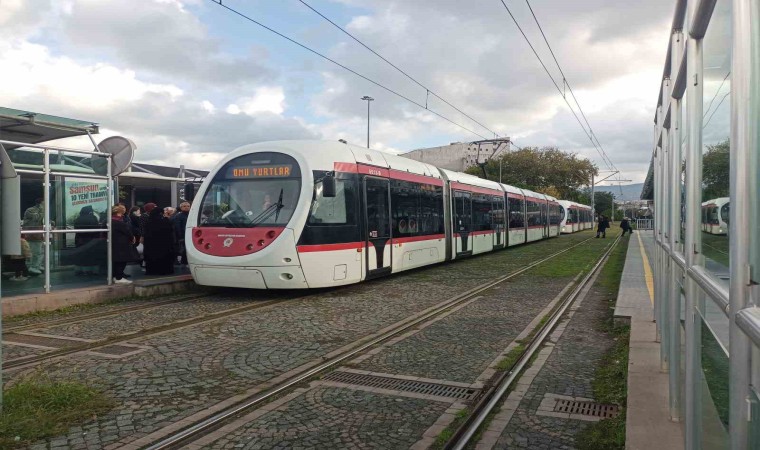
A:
207,0,489,140
297,0,503,140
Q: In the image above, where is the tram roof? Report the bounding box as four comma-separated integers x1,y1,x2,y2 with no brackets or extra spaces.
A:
0,107,99,150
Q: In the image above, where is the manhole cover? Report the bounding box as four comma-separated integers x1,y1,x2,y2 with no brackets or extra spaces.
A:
554,399,620,419
324,371,478,400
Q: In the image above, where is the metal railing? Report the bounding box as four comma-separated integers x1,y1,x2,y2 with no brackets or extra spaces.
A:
636,219,654,230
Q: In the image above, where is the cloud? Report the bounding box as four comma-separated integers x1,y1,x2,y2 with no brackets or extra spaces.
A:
58,0,274,87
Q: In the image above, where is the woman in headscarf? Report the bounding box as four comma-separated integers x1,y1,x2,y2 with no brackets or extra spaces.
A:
143,206,175,275
111,205,135,284
74,205,101,275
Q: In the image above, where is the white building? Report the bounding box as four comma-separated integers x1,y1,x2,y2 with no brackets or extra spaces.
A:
402,138,512,171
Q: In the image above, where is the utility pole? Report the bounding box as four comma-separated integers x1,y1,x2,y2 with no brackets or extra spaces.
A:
361,96,374,148
591,174,595,223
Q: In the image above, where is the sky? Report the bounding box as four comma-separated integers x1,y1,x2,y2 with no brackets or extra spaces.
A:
0,0,675,184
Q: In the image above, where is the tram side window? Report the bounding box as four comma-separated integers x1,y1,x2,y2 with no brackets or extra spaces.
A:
307,177,356,225
526,200,540,226
472,193,493,231
390,181,444,237
424,185,445,235
391,180,419,237
549,204,560,225
508,197,524,228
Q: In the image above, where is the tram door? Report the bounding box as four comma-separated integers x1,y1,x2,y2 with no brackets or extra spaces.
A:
454,191,472,256
493,195,504,248
364,177,392,278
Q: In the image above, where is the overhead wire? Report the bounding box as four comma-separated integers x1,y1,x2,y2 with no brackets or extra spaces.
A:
207,0,490,140
498,0,618,174
297,0,504,141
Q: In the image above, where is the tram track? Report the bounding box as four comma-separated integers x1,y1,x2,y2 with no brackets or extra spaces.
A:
3,292,210,335
139,236,600,450
2,294,299,371
444,235,622,450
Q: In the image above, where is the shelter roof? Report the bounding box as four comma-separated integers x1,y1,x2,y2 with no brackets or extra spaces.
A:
0,107,99,150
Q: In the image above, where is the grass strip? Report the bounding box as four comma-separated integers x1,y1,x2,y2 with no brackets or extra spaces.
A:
0,378,114,448
576,234,631,450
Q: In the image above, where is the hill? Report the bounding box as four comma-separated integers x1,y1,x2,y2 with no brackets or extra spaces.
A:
595,183,644,201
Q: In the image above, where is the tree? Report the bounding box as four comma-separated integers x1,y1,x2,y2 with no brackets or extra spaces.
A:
702,140,729,200
465,146,598,200
579,188,615,218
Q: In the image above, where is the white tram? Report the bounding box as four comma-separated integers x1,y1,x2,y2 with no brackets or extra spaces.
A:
701,197,730,235
558,200,593,234
186,141,561,289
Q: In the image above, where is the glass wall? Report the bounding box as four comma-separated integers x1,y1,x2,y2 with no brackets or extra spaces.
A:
653,0,760,447
1,145,112,296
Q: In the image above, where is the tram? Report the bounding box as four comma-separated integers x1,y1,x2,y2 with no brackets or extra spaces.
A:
186,140,562,289
701,197,730,235
558,200,593,234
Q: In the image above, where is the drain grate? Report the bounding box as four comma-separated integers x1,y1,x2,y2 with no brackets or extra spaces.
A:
323,371,478,400
554,399,620,419
3,333,83,349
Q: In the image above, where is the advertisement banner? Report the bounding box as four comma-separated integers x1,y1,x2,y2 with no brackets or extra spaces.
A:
65,178,109,225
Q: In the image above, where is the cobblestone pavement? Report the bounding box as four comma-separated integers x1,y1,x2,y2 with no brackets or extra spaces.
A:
14,232,595,449
210,385,448,449
492,270,617,448
356,237,611,384
3,344,48,361
355,276,572,383
2,292,198,329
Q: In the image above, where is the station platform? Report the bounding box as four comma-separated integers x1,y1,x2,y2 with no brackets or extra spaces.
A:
614,231,684,449
1,264,196,317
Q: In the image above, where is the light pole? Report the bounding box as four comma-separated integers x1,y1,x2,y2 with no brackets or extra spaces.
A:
361,96,373,148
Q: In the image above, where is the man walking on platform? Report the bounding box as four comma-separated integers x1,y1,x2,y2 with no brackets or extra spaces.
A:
620,217,633,236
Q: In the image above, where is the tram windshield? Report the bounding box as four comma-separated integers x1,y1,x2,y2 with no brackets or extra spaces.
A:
198,152,302,228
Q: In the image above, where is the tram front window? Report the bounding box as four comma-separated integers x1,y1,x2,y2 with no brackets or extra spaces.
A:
198,152,302,228
199,179,300,227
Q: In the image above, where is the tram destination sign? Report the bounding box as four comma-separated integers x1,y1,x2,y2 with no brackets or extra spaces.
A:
227,164,293,179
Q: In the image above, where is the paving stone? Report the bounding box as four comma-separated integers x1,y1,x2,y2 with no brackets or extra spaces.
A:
492,280,619,448
15,233,595,448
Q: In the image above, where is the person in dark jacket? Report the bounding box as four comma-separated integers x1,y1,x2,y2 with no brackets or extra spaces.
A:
74,205,102,275
173,202,190,265
620,217,633,236
596,215,610,238
111,205,135,284
139,203,157,243
143,206,176,275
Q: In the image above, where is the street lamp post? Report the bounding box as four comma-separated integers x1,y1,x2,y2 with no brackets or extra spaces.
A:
361,96,374,148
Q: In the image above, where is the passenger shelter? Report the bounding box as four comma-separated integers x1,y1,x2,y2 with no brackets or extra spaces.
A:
0,108,198,301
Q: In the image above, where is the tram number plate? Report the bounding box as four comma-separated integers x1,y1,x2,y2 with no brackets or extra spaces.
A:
369,230,378,238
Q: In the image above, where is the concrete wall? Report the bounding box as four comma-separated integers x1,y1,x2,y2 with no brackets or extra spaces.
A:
402,139,511,172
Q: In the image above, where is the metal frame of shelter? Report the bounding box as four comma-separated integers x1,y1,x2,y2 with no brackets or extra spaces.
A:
0,109,115,294
652,0,760,448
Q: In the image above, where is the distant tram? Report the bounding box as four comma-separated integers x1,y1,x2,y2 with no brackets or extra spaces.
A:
701,197,729,235
558,200,593,234
186,140,564,289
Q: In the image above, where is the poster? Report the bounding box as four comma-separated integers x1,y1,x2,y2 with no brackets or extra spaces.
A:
65,178,109,225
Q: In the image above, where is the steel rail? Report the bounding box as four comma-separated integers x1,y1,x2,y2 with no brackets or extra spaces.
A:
3,295,293,370
143,236,599,450
3,292,212,335
444,235,621,450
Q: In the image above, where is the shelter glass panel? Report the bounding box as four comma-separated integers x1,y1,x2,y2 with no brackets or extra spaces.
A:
698,315,730,448
700,0,732,277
